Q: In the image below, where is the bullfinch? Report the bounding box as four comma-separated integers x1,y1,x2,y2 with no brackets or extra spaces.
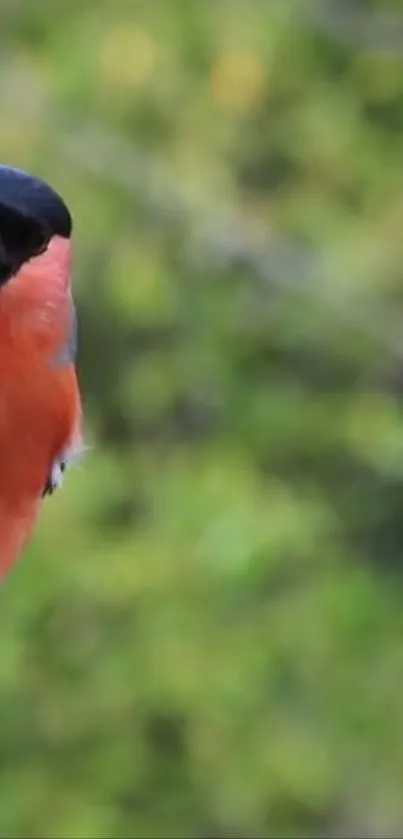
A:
0,164,82,581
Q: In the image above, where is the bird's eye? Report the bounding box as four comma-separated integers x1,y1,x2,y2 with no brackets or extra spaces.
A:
0,205,51,285
27,225,50,258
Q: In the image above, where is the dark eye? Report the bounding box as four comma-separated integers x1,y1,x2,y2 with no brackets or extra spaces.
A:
0,204,51,285
27,224,50,258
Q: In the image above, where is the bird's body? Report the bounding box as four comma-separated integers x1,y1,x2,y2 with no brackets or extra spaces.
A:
0,166,82,580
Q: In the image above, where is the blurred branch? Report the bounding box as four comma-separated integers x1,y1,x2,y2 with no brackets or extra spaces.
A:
297,0,403,51
60,122,403,362
1,59,403,368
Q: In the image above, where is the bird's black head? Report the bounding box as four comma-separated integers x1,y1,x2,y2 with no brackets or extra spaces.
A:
0,165,72,285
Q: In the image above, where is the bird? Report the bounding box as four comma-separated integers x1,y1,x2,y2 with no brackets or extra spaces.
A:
0,164,83,582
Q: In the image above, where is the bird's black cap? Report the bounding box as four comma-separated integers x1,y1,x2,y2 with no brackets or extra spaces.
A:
0,165,72,285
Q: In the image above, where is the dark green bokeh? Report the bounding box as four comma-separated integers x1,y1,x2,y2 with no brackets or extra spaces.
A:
0,1,403,836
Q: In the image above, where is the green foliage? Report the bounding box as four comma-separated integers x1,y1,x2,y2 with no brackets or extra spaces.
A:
0,0,403,835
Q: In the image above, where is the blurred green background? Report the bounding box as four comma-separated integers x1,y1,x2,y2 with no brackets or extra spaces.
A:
2,0,403,835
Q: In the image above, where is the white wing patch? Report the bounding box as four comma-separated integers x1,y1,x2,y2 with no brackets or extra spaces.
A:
44,438,87,497
49,459,65,493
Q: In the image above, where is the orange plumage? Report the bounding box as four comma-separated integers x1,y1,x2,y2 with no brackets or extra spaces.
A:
0,168,82,580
